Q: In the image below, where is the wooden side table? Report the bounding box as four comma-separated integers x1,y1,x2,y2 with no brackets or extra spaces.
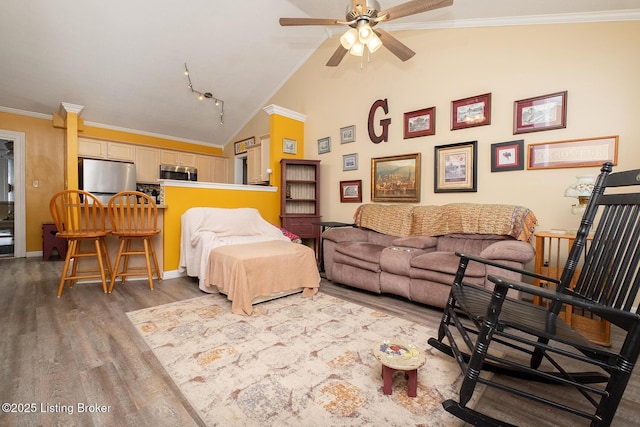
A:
533,231,610,346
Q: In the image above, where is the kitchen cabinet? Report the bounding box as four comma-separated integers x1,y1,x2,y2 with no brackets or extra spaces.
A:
196,155,228,183
280,159,321,258
160,150,197,167
78,138,135,162
246,136,270,184
212,156,228,183
195,155,212,182
135,146,160,183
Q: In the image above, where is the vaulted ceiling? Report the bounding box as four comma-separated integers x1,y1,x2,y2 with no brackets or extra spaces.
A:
1,1,638,148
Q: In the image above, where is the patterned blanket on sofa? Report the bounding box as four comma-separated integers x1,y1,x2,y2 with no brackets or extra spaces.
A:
354,203,538,242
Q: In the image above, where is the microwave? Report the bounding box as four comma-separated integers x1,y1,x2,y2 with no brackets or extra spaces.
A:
159,164,197,181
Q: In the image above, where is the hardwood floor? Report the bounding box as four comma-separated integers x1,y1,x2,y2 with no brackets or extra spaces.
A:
0,257,638,426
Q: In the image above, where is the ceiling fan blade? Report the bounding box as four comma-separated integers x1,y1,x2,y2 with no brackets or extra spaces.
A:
279,17,343,26
374,28,415,62
326,45,349,67
377,0,453,22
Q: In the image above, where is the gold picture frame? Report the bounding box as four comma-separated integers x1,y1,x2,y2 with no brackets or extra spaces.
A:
371,153,421,202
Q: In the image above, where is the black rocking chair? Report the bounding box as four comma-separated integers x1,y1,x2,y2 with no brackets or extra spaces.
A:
428,162,640,426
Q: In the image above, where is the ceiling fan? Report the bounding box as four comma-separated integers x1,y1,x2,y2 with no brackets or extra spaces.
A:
280,0,453,67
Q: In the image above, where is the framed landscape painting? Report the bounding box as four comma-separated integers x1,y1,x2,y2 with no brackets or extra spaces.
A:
371,153,421,202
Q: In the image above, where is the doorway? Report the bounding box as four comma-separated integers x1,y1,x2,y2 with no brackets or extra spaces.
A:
0,130,25,258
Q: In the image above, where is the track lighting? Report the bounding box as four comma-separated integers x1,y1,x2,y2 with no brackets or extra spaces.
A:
184,63,224,124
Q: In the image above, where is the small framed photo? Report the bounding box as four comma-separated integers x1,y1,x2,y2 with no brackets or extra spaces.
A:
514,91,567,134
283,138,297,154
371,153,421,203
434,141,477,192
343,153,358,171
404,107,435,139
340,180,362,203
234,136,255,155
317,137,331,154
340,125,356,144
451,93,491,130
491,140,524,172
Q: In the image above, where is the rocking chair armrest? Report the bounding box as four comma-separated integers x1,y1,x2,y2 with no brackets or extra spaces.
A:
488,274,640,329
456,252,560,285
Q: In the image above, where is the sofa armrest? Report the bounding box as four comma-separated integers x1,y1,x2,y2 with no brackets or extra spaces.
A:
322,226,369,243
479,240,535,264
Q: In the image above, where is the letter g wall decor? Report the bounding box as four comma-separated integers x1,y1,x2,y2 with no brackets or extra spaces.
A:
368,98,391,144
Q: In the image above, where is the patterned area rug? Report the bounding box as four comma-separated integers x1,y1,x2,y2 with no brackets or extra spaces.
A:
127,292,485,426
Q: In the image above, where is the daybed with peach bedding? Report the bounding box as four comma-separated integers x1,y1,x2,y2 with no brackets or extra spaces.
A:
179,207,320,314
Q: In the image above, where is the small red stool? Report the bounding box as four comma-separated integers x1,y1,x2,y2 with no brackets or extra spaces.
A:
373,341,426,397
42,223,67,260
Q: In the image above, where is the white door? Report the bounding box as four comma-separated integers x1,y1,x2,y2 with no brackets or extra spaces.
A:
0,130,25,258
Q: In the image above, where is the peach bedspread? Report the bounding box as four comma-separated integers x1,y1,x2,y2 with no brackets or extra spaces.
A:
206,240,320,315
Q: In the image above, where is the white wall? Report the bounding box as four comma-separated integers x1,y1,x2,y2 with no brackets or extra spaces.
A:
229,21,640,233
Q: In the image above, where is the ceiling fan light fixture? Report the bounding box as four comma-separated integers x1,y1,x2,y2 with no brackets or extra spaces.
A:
340,28,358,49
357,23,374,44
349,42,365,57
367,32,382,53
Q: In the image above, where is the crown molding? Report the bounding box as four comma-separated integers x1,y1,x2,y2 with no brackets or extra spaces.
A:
263,104,307,122
328,9,640,35
58,102,84,119
0,105,52,120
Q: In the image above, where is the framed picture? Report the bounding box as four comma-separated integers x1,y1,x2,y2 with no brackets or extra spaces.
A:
283,138,297,154
404,107,435,139
451,93,491,130
234,136,255,155
340,180,362,203
491,139,524,172
514,91,567,134
528,135,618,170
434,141,477,192
340,125,356,144
317,137,331,154
343,153,358,171
371,153,421,203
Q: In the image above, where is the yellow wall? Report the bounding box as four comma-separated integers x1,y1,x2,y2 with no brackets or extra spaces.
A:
162,185,280,271
0,112,64,251
230,21,640,233
0,110,225,252
162,111,305,271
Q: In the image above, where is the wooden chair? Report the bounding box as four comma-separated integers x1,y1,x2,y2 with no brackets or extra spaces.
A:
49,190,111,297
428,162,640,426
108,191,161,292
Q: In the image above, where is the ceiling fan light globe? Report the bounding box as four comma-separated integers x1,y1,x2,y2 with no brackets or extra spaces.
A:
358,24,373,43
349,42,365,57
340,28,358,49
367,33,382,53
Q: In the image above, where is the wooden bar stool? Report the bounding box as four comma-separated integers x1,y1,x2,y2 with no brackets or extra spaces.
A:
49,190,112,297
108,191,161,292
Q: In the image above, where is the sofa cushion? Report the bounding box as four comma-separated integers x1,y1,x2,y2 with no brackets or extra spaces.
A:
392,236,438,249
322,227,369,243
334,242,385,273
480,240,535,263
380,247,428,276
436,235,506,255
410,251,486,277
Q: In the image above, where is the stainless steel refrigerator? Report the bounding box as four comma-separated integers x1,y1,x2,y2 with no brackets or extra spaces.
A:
79,158,137,204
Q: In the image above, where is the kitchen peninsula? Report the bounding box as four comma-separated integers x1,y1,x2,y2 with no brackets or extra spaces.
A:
159,179,281,278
